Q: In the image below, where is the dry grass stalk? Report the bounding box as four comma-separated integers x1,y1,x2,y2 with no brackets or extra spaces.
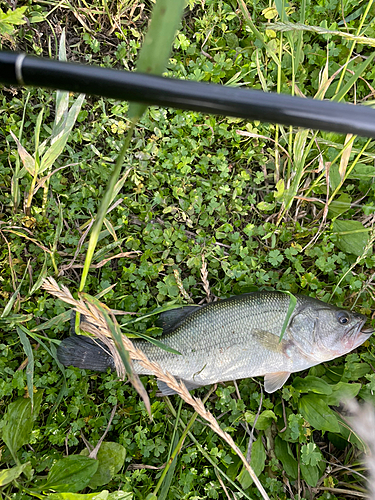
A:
42,277,270,500
200,254,211,302
173,268,193,303
43,277,152,414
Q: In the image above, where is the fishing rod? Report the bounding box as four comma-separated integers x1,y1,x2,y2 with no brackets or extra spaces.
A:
1,50,375,138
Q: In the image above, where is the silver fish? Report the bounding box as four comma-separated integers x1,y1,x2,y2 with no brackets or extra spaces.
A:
57,292,373,394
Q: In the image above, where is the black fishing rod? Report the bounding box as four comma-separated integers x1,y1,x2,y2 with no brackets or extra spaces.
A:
1,50,375,138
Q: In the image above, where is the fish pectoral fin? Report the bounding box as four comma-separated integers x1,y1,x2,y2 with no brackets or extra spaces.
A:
252,329,287,353
264,371,291,393
157,378,203,396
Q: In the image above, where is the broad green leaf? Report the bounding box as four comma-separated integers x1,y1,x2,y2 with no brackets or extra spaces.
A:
80,442,126,489
107,493,133,500
0,6,27,34
327,193,352,219
237,434,266,488
301,443,322,466
327,432,349,450
107,494,133,500
0,462,31,486
128,0,185,121
300,462,320,487
244,409,277,430
41,455,98,492
2,391,43,463
16,325,34,409
46,491,108,499
274,437,297,479
292,376,332,395
299,394,340,433
342,361,371,381
332,219,371,256
348,162,375,180
324,382,361,406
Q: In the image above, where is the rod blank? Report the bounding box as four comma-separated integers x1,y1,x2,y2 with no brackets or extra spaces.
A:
1,51,375,138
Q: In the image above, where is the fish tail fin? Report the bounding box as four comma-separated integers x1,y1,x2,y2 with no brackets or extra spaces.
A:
57,334,115,372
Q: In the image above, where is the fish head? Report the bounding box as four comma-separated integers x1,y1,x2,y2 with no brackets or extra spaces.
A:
289,302,373,363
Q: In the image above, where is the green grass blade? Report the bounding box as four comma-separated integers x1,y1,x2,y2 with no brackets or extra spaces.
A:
34,108,44,168
81,292,133,376
28,253,48,296
295,0,306,70
32,310,71,332
55,28,69,127
121,328,182,356
128,0,185,121
334,52,375,102
79,125,135,292
39,94,85,174
335,0,374,94
16,326,34,410
238,0,280,68
1,261,29,318
11,91,30,212
51,202,63,274
157,430,180,500
279,292,297,342
126,303,197,324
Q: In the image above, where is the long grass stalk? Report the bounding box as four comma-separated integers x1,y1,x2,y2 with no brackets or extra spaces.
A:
42,277,271,500
334,0,374,95
164,396,253,500
79,124,135,292
152,385,216,497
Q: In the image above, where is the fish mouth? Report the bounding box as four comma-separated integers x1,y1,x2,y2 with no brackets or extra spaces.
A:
359,317,374,336
348,319,374,348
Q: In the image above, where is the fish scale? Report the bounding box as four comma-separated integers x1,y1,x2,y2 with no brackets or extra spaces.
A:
57,291,373,394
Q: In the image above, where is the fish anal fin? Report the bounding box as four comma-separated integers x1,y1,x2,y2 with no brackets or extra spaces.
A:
264,371,291,393
156,306,200,335
157,378,202,396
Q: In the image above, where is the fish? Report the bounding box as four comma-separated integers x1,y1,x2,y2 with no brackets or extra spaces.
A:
57,292,373,395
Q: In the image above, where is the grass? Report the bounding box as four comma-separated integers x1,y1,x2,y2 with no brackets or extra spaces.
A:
1,0,375,498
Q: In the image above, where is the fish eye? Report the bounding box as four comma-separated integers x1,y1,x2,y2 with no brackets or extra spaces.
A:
336,311,350,325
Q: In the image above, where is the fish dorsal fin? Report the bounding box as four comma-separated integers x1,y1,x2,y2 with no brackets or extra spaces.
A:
264,371,291,393
157,378,202,396
156,305,200,335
